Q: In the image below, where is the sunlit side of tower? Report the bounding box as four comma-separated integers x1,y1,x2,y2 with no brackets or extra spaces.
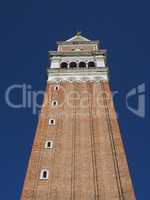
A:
20,33,136,200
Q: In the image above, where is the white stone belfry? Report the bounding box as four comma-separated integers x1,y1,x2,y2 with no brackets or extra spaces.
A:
47,33,108,82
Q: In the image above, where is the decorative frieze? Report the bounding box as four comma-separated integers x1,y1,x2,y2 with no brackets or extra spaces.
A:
47,67,108,82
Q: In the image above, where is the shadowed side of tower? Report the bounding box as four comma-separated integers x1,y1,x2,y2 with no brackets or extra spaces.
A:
20,33,136,200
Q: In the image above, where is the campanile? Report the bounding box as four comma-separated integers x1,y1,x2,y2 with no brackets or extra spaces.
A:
20,33,136,200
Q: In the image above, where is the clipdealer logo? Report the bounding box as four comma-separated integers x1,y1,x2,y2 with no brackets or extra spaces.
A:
4,83,146,118
126,83,145,118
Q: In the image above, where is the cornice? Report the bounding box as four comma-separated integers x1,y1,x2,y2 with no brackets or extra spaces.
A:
48,50,106,57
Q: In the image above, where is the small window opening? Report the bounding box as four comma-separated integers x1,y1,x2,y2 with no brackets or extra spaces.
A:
52,100,58,107
48,118,55,125
40,169,49,180
54,85,59,91
45,140,53,149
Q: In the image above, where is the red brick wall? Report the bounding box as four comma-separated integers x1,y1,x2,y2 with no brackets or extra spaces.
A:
20,81,136,200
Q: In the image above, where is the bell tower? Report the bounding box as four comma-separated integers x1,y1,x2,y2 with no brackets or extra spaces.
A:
20,33,136,200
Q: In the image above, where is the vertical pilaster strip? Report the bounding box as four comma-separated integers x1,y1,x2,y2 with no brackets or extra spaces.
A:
71,82,77,200
101,81,124,200
87,82,99,200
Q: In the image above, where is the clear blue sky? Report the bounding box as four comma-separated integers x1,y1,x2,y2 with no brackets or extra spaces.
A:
0,0,149,199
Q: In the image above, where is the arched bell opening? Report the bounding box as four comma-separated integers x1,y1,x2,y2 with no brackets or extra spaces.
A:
79,62,86,68
69,62,77,68
88,61,96,68
60,62,68,69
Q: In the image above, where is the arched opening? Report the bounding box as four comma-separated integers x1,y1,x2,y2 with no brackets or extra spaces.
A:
47,141,51,148
52,100,58,107
88,62,96,68
60,62,68,69
69,62,77,68
40,169,49,180
54,85,59,91
45,140,53,149
48,118,55,125
79,62,86,68
43,171,47,178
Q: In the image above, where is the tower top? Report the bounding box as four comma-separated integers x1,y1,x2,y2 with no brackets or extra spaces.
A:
47,34,108,83
52,33,103,55
61,33,91,43
56,33,100,46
